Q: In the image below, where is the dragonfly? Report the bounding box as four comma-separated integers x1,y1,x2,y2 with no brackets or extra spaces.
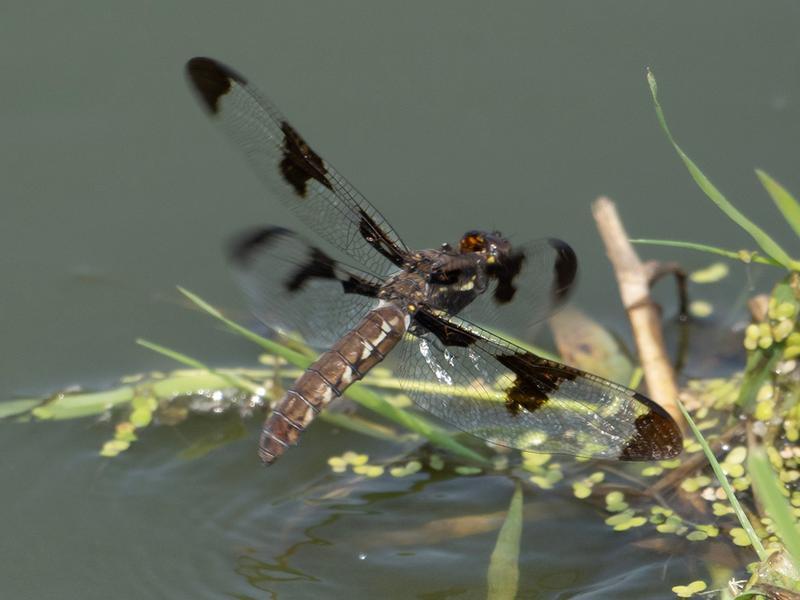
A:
185,57,682,465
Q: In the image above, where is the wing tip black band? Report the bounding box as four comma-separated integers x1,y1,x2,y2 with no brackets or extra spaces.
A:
186,56,247,115
618,392,683,461
546,238,578,304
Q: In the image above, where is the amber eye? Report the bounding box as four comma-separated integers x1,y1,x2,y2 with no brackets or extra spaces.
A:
460,232,485,253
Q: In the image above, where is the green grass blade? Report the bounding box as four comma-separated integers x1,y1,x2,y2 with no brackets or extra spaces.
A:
756,169,800,239
178,287,309,364
747,448,800,571
0,398,42,418
736,346,782,412
647,70,798,271
136,339,261,394
487,482,523,600
343,383,489,464
32,387,135,420
630,239,781,267
676,399,768,561
177,287,489,464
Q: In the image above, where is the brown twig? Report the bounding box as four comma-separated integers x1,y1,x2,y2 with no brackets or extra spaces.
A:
591,197,685,429
642,260,689,320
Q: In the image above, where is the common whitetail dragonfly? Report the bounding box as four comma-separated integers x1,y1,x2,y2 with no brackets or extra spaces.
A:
185,57,682,465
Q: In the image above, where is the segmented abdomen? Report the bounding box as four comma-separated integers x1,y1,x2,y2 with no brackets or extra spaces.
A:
259,303,409,465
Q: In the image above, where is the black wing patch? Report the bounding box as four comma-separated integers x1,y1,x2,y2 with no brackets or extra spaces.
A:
229,226,381,348
413,307,480,348
399,312,682,461
279,121,334,197
358,209,407,268
495,353,575,415
185,56,409,277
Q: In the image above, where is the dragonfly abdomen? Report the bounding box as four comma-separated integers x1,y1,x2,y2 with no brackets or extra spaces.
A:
259,303,410,465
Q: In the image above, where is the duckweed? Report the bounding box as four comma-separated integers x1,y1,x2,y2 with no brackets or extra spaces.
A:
389,461,422,478
454,466,482,476
773,319,794,342
572,472,604,499
712,502,734,516
353,464,384,478
428,454,445,471
690,262,729,283
681,475,712,493
641,465,663,477
100,439,130,457
672,580,707,598
605,491,629,513
729,527,752,547
605,510,647,532
689,300,713,318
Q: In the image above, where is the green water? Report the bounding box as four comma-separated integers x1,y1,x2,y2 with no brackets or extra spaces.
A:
2,1,799,597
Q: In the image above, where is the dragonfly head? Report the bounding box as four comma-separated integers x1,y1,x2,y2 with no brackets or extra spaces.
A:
458,230,512,265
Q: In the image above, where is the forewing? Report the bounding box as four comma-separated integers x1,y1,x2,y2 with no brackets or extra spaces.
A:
186,57,408,276
230,226,381,348
460,238,578,338
397,309,682,460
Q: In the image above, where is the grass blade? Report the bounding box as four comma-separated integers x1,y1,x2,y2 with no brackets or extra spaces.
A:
747,448,800,571
487,482,523,600
630,239,781,267
0,398,42,418
136,339,261,394
676,399,767,561
32,388,134,420
756,169,800,239
178,286,307,363
647,69,798,271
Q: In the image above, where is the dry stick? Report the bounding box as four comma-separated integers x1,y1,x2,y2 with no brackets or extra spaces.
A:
591,197,685,429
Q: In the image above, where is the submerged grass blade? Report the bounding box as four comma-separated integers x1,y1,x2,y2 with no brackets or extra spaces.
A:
676,399,768,561
630,239,781,267
646,69,798,271
756,169,800,239
487,482,523,600
179,417,249,460
318,411,410,442
747,448,800,571
177,287,488,464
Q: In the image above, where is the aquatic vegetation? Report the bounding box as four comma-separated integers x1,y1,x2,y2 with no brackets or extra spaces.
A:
636,69,800,598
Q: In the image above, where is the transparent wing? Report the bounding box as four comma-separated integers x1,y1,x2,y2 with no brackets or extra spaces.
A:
396,309,681,460
186,57,409,276
458,238,578,339
229,226,381,348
